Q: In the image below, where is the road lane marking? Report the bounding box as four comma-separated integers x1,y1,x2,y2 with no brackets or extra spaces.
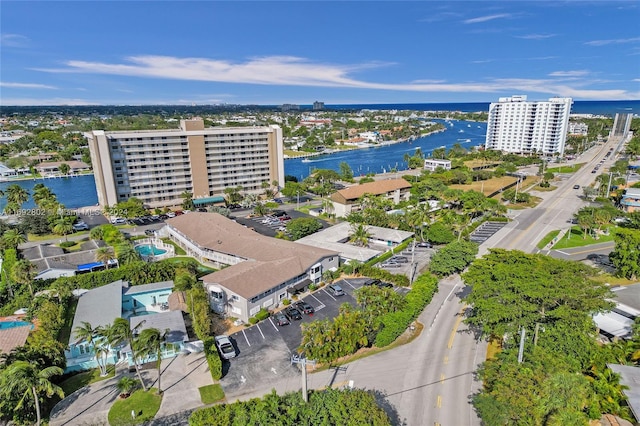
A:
443,355,448,365
323,288,337,301
436,395,442,408
343,279,357,289
440,373,445,384
448,307,466,349
242,329,251,346
256,324,265,339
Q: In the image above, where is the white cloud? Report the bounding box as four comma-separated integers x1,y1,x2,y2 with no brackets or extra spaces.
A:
516,34,556,40
585,37,640,46
0,82,57,89
463,14,512,24
548,70,590,77
0,33,30,47
31,54,639,101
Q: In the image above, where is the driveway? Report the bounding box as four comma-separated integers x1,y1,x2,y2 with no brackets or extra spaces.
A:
49,351,212,426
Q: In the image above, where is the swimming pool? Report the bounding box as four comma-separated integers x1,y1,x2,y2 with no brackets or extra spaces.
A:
0,321,34,330
135,244,167,256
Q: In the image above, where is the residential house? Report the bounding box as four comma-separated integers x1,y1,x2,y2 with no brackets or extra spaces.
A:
621,188,640,213
424,159,452,172
64,280,185,372
330,178,412,218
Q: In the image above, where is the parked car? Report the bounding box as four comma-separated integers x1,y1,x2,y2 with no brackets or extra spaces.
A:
73,222,89,231
328,284,345,296
573,184,580,189
363,278,393,288
144,229,155,236
166,212,176,218
416,241,432,248
111,218,126,225
214,335,236,359
295,300,315,315
274,311,290,326
285,306,302,321
380,262,401,268
391,256,409,263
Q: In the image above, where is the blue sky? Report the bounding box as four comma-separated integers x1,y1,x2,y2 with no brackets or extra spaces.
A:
1,1,639,106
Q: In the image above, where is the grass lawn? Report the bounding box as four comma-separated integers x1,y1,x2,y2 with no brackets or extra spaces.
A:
536,230,561,249
507,195,543,209
199,384,225,404
163,257,216,276
108,388,162,426
161,238,186,255
60,365,115,396
590,273,637,286
450,176,517,196
463,159,502,169
295,205,315,214
546,163,585,174
57,297,78,345
532,184,557,192
551,226,615,250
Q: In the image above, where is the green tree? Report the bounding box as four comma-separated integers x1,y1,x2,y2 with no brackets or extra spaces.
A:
426,222,455,244
181,191,194,211
0,361,64,426
5,184,29,209
11,259,36,296
116,376,138,397
348,223,372,247
223,186,244,205
95,246,116,269
462,249,614,339
115,243,140,265
286,217,322,240
2,228,26,249
58,163,70,175
72,322,110,376
338,161,354,181
609,228,640,280
135,327,168,395
429,240,478,277
89,226,105,241
107,318,147,391
52,216,75,241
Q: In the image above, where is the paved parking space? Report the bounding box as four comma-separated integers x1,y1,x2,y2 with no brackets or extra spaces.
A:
220,276,401,399
377,246,434,277
232,210,330,238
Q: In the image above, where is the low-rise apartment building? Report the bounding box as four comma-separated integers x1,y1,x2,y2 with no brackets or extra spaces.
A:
423,159,452,172
164,213,339,323
621,188,640,213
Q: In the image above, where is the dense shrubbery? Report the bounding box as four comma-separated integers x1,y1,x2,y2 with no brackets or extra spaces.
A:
426,222,455,244
375,273,438,347
189,285,213,340
189,388,391,426
51,260,176,290
202,337,223,381
428,240,478,277
359,264,409,287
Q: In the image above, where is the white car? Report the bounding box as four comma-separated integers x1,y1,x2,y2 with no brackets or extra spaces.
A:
214,335,236,360
73,222,89,231
111,218,126,225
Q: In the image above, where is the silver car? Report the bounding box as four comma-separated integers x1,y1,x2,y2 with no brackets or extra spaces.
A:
214,335,236,359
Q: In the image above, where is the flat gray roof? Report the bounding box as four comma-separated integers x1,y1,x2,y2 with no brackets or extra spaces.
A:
124,281,174,296
70,280,124,344
129,311,187,344
608,364,640,422
612,283,640,313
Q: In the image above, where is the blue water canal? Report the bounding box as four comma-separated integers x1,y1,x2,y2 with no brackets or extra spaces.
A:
285,119,487,180
0,174,99,211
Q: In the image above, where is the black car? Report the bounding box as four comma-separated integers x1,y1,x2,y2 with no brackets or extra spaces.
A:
274,312,290,326
391,256,409,263
416,241,432,248
285,306,302,321
364,278,393,289
295,301,315,315
144,229,155,236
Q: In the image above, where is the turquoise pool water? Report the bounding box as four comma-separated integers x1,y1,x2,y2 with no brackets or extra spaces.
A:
0,321,34,330
135,244,167,256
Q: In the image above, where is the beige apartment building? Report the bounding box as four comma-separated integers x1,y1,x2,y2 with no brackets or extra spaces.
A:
86,118,284,208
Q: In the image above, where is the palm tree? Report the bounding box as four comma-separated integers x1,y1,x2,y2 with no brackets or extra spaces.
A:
73,322,110,376
180,191,194,211
2,228,26,249
116,376,138,398
89,226,105,241
593,209,612,239
108,318,147,391
32,184,56,209
136,328,168,394
348,223,372,247
11,259,36,296
0,361,64,426
95,246,116,269
116,243,139,265
52,216,74,241
5,184,29,208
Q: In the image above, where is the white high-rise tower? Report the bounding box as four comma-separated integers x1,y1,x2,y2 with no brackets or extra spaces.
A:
485,95,573,156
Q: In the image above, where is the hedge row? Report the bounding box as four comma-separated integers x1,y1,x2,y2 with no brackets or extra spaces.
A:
0,248,17,294
51,261,176,289
359,265,409,287
364,238,414,267
374,273,438,347
202,337,222,381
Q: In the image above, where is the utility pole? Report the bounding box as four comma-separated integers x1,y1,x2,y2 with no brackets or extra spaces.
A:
517,327,526,363
291,353,316,402
605,172,614,198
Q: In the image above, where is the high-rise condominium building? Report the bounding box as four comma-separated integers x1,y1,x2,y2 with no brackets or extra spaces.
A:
485,95,573,156
86,118,284,208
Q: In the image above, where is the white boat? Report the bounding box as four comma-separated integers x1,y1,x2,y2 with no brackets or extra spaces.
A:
301,158,312,163
459,130,464,133
467,124,471,127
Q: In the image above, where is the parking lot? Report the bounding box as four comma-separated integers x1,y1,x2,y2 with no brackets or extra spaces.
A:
376,244,435,277
233,209,330,238
219,277,409,398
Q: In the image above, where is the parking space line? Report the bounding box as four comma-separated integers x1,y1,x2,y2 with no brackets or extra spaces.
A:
308,294,326,311
343,279,357,289
242,329,251,346
256,324,265,339
268,317,279,331
322,288,337,301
